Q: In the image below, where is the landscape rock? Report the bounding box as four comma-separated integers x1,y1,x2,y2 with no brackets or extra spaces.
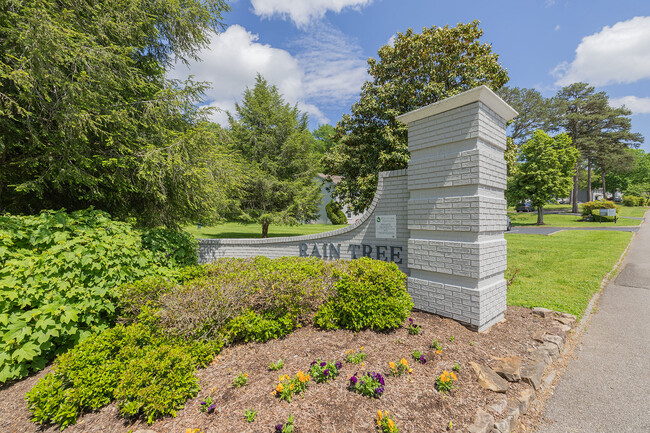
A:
468,409,495,433
486,396,508,415
532,307,554,318
532,329,547,342
492,417,512,433
515,387,535,415
553,316,575,326
543,334,564,351
556,323,572,333
470,362,509,393
493,356,522,382
556,311,577,321
521,359,546,390
530,342,559,364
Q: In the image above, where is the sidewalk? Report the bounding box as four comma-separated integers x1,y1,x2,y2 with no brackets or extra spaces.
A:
535,211,650,432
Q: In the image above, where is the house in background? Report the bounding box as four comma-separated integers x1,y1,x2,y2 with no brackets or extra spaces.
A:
311,174,362,225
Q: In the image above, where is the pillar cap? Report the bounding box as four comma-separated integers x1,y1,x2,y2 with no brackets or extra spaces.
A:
396,85,518,125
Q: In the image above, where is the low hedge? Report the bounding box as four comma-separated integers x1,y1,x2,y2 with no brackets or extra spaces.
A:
581,200,619,217
622,195,647,207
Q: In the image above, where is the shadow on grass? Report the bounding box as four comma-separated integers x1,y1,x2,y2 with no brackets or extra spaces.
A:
196,231,311,239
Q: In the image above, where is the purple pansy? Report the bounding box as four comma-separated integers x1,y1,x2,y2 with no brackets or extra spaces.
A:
320,361,327,367
323,369,329,377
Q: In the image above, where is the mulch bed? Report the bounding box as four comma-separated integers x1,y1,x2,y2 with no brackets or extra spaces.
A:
0,306,558,433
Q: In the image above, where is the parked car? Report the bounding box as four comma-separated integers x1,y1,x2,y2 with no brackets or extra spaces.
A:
506,216,512,231
515,202,536,212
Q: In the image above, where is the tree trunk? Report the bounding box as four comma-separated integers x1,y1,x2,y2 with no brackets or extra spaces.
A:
587,158,592,201
602,170,607,200
537,205,544,225
261,221,269,238
571,162,579,213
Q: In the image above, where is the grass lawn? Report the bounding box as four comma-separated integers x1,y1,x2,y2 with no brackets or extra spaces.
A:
506,230,633,318
618,206,649,217
185,222,348,239
508,211,643,227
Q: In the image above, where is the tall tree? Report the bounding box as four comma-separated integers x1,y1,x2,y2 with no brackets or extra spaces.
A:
322,21,509,213
0,0,231,226
552,83,641,211
229,75,321,237
510,131,579,224
497,87,553,145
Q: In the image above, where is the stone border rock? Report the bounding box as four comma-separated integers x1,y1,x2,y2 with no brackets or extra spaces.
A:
467,308,576,433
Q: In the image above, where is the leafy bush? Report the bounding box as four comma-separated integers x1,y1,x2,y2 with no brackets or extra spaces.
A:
621,196,634,207
141,228,198,268
120,257,348,339
325,201,347,225
314,258,412,331
581,200,619,217
0,209,175,383
26,315,220,428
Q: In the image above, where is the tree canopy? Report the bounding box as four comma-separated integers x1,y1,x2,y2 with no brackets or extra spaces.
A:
228,75,321,237
552,83,642,210
510,131,579,224
0,0,232,226
321,21,509,213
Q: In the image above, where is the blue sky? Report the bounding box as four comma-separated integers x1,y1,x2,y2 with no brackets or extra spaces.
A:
170,0,650,151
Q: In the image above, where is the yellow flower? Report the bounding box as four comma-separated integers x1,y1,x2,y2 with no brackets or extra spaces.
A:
400,358,408,366
451,372,457,381
389,361,396,369
276,383,284,392
436,349,442,354
360,346,364,351
377,410,383,420
388,419,395,430
377,419,382,426
408,368,413,373
290,384,294,390
244,373,248,378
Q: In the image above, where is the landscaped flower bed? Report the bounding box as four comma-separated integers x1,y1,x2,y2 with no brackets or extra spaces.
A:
0,307,561,432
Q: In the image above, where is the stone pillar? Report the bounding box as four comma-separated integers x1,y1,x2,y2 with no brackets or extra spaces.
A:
397,86,517,331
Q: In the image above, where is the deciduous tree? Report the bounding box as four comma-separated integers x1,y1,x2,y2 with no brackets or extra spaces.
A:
510,131,579,224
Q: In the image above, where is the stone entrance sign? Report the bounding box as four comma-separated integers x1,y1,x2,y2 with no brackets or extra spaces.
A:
198,86,517,331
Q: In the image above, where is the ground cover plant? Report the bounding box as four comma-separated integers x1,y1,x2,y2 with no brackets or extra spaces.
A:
23,256,411,429
0,209,185,383
506,230,633,317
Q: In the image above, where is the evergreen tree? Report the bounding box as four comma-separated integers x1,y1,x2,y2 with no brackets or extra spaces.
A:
229,75,321,237
0,0,232,226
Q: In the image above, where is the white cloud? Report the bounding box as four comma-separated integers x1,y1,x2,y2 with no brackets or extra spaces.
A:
169,24,368,126
294,24,368,108
610,96,650,114
554,24,560,31
250,0,373,27
553,16,650,86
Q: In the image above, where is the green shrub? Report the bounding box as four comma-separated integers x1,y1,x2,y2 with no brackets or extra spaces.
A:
635,196,647,206
581,200,619,217
141,228,198,268
314,258,411,331
224,310,297,343
26,315,220,428
325,201,348,225
622,196,639,207
121,257,347,339
0,209,175,383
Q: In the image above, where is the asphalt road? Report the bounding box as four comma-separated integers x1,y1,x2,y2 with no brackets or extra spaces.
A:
535,211,650,432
